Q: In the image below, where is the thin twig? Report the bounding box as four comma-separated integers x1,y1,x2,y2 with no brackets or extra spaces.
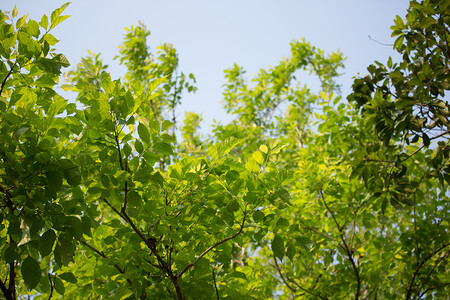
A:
319,190,361,300
368,35,394,47
273,256,296,294
405,242,450,299
212,268,220,300
0,62,16,96
80,240,133,287
303,226,335,240
413,246,450,299
178,205,247,278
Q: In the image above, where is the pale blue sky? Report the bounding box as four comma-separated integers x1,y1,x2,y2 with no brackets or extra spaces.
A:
11,0,410,132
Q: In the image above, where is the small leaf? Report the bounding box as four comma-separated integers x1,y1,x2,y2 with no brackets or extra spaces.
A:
12,6,18,18
259,144,268,153
4,245,20,263
162,120,174,131
286,242,296,262
154,142,173,155
272,234,285,260
227,200,240,212
39,230,56,257
138,123,150,143
276,217,289,227
59,272,77,283
135,140,144,154
253,210,264,223
50,2,70,30
39,14,49,29
64,167,81,187
54,276,65,295
21,256,41,290
252,151,264,164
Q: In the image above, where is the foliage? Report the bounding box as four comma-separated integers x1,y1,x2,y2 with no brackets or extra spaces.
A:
0,1,449,300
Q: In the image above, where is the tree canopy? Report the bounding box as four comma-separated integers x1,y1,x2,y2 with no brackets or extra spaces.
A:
0,1,449,299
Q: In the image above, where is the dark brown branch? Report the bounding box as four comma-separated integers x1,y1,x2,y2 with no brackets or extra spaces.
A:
102,199,181,298
212,268,220,300
8,263,15,298
303,226,335,240
401,130,450,163
47,274,53,300
273,256,296,294
0,277,12,300
178,206,247,278
414,248,450,299
114,131,125,171
284,271,329,300
101,198,124,219
80,240,133,287
319,190,361,300
0,62,16,96
406,242,450,299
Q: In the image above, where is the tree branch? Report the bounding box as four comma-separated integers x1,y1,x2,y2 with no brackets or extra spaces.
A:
0,277,12,300
80,240,134,288
0,61,16,97
319,190,361,300
406,242,450,299
178,205,247,278
281,268,329,300
47,274,54,300
401,130,450,163
8,263,15,298
414,247,450,299
212,268,220,300
273,255,296,295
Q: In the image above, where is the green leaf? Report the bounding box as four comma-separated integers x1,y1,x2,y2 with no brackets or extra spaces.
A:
148,76,167,93
253,210,264,223
50,2,70,30
16,14,28,28
252,151,264,164
39,14,49,29
26,19,40,38
154,142,173,155
59,272,77,283
227,200,240,212
12,6,18,18
276,217,289,227
64,167,81,187
14,127,30,136
21,256,41,290
259,144,268,153
138,123,150,143
4,245,20,263
39,230,56,257
286,242,296,262
46,170,63,192
162,120,174,131
272,235,284,260
54,276,65,295
135,140,144,154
